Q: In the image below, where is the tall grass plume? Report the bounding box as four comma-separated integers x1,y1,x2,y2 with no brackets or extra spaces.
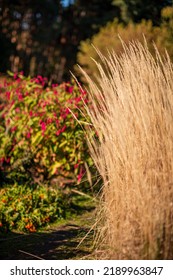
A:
79,39,173,259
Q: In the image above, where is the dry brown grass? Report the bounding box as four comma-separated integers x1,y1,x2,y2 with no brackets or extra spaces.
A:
78,39,173,259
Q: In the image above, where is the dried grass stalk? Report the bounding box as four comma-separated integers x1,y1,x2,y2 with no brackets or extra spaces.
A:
79,39,173,259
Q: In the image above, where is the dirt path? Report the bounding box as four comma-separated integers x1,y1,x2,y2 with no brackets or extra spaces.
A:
0,211,95,260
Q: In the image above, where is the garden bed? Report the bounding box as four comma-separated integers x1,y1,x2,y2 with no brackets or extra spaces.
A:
0,210,95,260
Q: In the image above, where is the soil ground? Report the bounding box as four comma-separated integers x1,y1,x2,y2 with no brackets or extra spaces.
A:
0,211,95,260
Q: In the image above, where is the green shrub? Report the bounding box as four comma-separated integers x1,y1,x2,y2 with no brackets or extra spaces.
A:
76,11,173,83
0,183,65,232
0,72,93,187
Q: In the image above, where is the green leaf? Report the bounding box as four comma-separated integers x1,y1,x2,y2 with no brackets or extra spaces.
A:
31,131,42,146
49,162,63,175
59,140,67,148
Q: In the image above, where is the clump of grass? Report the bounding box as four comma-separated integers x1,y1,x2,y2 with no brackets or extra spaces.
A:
79,39,173,259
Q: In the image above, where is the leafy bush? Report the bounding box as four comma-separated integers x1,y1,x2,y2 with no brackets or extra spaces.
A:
0,72,93,187
76,9,173,83
159,6,173,51
0,183,66,232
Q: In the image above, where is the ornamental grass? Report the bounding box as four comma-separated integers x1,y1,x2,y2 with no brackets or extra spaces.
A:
79,39,173,259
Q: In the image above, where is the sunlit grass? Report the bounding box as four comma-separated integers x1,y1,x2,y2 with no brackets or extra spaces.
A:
80,39,173,259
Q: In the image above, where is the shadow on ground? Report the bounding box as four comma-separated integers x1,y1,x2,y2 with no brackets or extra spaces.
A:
0,213,95,260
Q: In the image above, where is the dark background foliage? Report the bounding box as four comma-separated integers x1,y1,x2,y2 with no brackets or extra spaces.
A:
0,0,172,83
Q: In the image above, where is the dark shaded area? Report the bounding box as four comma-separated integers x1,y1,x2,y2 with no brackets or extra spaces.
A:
0,212,94,260
113,0,172,25
0,0,119,82
0,0,170,83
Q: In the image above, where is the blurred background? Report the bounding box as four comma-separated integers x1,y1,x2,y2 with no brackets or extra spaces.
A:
0,0,173,83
